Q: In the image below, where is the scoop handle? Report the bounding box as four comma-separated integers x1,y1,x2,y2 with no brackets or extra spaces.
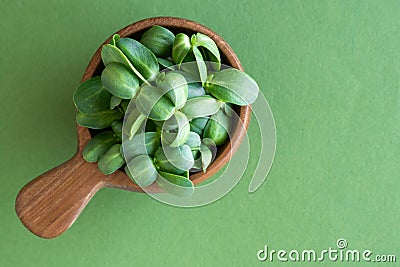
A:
15,154,106,239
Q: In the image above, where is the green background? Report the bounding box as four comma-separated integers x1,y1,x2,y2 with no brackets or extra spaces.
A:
1,0,399,266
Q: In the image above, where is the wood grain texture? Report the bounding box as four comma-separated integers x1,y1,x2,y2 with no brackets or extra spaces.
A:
15,155,104,238
15,17,251,239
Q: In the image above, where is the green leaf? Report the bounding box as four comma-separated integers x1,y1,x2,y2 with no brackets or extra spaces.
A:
161,111,190,147
180,96,220,119
154,145,194,174
173,64,209,96
135,84,175,121
109,34,120,46
156,71,188,109
205,68,259,105
76,109,123,129
201,138,218,151
128,113,146,139
192,159,202,171
157,57,174,69
122,132,160,162
184,131,201,148
182,49,196,63
109,95,122,109
111,121,123,142
192,45,207,85
220,102,235,117
191,144,205,172
101,63,140,99
98,144,125,175
172,33,191,65
120,99,130,113
102,44,129,67
125,155,157,187
182,170,190,179
187,82,206,99
156,171,194,196
171,69,197,83
203,109,232,146
140,26,175,58
116,37,159,80
189,117,209,136
191,33,221,70
191,140,215,173
73,77,112,114
180,54,206,83
83,131,116,162
200,144,213,172
101,44,150,85
124,108,147,139
192,149,201,160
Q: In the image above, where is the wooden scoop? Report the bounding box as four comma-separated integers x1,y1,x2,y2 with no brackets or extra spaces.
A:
15,17,251,239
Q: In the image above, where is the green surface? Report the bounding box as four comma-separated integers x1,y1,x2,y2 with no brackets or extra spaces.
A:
1,0,399,266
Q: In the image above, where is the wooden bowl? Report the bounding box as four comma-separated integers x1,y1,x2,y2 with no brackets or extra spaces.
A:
15,17,251,239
